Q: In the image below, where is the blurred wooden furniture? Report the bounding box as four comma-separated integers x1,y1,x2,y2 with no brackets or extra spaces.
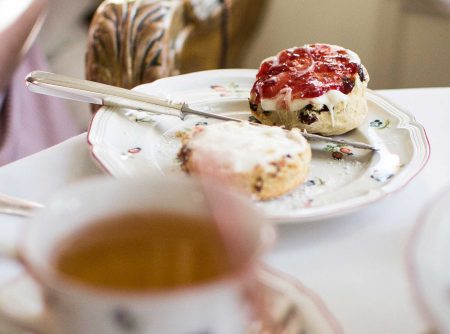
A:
85,0,267,89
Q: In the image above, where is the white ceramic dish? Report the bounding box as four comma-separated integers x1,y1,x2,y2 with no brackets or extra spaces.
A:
408,186,450,334
0,266,342,334
88,69,429,223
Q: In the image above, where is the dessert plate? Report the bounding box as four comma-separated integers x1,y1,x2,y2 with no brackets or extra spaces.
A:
408,186,450,333
88,69,429,223
0,266,342,333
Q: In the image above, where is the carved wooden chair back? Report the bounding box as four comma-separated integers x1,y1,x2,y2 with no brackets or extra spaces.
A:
85,0,267,89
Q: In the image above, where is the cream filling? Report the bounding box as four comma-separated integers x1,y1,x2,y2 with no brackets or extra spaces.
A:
260,89,350,127
187,121,309,173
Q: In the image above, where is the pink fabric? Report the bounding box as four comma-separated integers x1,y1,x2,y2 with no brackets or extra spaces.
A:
0,46,81,166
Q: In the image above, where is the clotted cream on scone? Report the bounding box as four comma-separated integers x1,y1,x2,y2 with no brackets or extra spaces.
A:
177,121,311,200
249,43,370,135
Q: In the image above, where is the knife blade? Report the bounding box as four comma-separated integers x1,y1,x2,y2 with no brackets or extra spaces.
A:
26,71,377,151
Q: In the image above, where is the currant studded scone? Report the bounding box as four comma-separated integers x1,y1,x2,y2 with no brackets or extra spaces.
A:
177,121,311,200
249,43,370,135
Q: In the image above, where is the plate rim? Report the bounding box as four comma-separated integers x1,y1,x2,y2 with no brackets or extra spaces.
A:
87,69,430,224
406,184,450,333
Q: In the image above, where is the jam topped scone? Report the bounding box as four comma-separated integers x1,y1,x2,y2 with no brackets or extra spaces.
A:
249,43,370,135
177,121,312,200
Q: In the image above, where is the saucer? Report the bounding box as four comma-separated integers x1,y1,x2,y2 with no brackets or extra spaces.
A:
0,266,342,333
408,186,450,333
252,266,342,333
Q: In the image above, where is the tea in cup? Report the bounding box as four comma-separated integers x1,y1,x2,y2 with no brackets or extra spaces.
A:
0,175,275,333
55,211,234,291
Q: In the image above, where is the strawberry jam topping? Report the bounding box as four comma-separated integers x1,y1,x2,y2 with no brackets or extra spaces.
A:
250,44,363,105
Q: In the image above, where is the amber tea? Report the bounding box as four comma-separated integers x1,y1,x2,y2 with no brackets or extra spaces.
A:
54,212,232,291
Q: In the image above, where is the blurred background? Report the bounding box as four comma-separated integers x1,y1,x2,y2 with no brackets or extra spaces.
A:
37,0,450,129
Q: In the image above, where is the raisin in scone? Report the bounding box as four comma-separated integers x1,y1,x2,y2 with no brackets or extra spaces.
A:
249,43,370,136
177,121,311,200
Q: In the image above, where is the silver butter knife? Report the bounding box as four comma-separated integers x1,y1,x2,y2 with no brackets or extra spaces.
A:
25,71,377,151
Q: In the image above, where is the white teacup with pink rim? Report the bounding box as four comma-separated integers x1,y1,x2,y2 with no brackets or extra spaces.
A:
0,175,275,334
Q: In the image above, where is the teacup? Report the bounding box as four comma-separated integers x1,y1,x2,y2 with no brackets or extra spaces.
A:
0,175,275,333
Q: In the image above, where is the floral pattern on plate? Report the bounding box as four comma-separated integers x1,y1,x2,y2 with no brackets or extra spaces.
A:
370,119,391,129
210,82,248,98
88,69,429,223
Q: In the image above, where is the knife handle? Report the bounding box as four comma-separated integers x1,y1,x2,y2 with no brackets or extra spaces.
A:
25,71,183,117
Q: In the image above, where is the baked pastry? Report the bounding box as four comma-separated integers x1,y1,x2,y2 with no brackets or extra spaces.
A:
177,121,312,200
249,43,370,135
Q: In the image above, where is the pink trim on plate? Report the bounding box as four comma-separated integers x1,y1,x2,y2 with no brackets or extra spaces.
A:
405,185,450,333
270,91,431,223
261,265,344,334
86,113,114,176
86,70,431,223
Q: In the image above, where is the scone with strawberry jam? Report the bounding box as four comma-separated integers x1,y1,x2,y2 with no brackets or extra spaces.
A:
249,43,370,135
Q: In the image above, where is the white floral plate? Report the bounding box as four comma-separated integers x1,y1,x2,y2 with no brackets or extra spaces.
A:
0,266,342,333
408,186,450,333
88,69,429,223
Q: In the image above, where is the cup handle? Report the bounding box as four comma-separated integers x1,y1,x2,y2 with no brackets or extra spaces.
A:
0,271,50,333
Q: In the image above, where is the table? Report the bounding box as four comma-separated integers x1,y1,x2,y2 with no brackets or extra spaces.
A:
0,88,448,333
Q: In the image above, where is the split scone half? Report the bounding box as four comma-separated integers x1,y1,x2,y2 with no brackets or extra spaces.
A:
249,43,370,136
177,121,312,200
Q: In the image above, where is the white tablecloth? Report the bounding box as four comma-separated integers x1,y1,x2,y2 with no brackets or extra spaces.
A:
0,88,449,333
